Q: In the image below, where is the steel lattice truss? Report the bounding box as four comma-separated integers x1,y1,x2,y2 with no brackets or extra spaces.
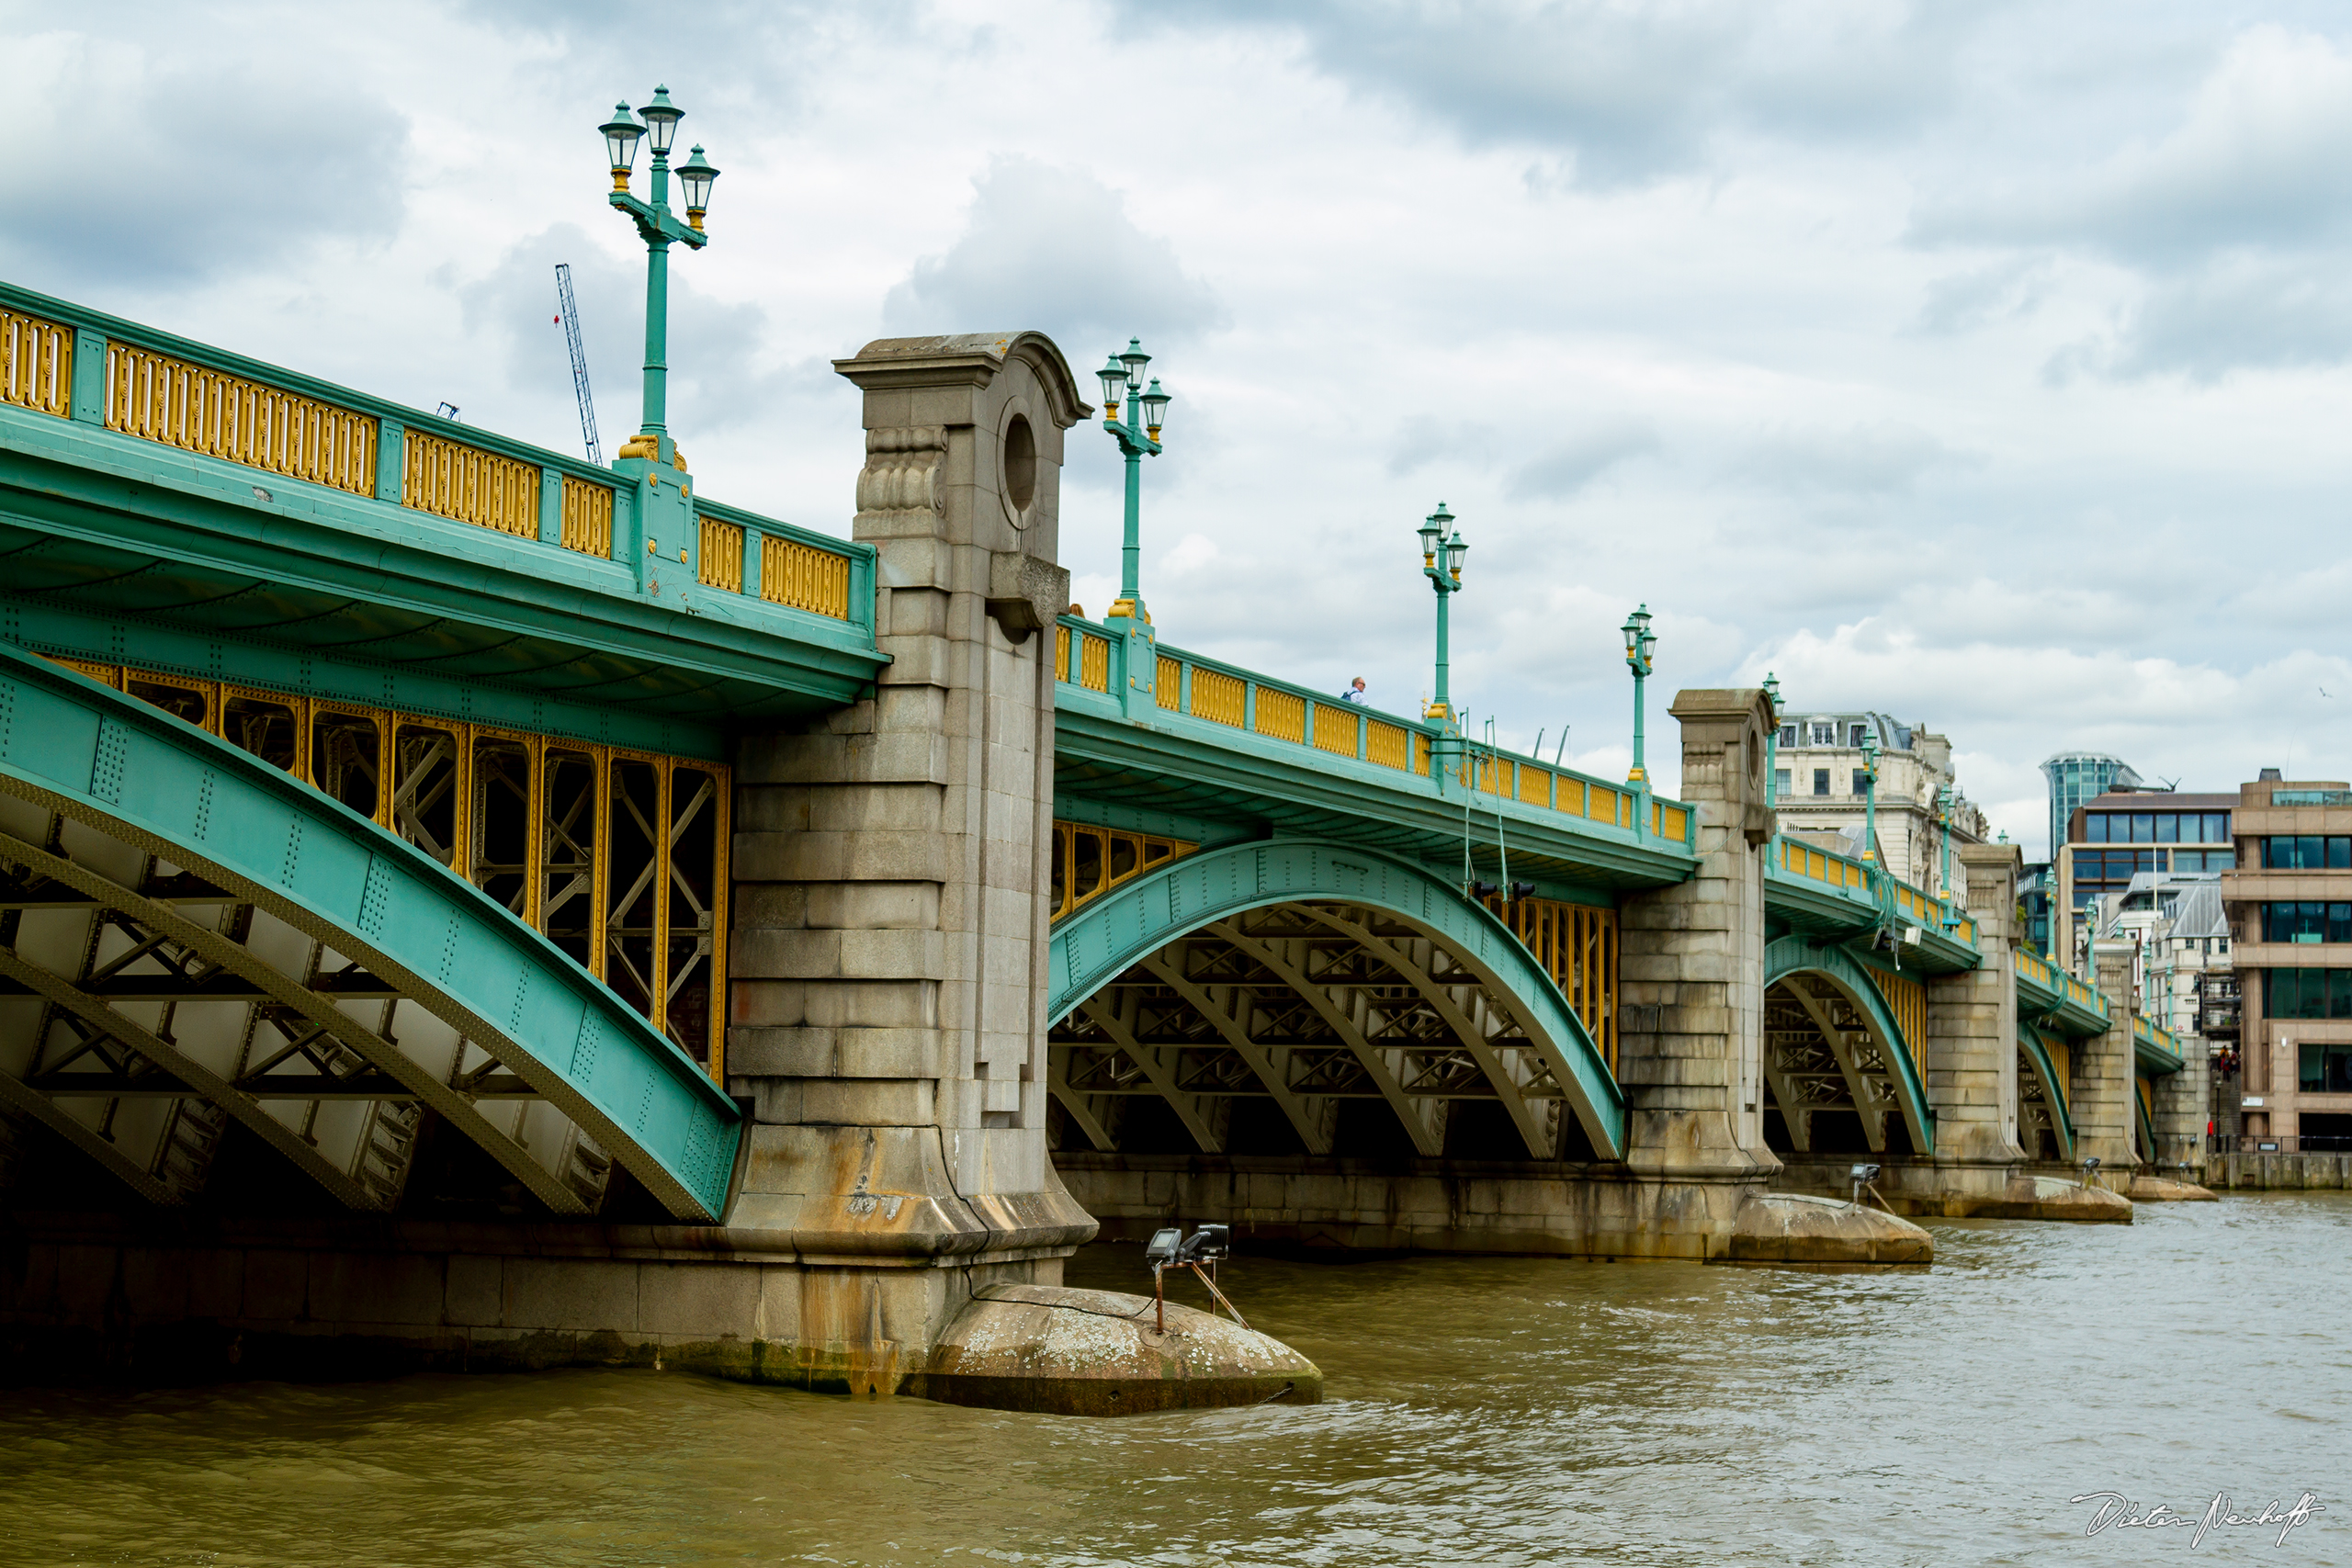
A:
1048,901,1572,1157
0,797,615,1213
1762,976,1907,1152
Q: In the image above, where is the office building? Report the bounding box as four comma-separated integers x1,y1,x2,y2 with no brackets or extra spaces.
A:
2222,772,2352,1151
2042,751,2142,865
2052,789,2237,970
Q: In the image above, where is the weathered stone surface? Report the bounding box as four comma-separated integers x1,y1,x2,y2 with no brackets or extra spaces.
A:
2128,1174,2218,1201
910,1283,1320,1416
1724,1192,1932,1267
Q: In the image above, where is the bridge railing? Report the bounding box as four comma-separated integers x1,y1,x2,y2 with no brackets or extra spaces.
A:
1767,834,1981,960
0,282,873,635
1055,615,1696,848
2014,947,2112,1032
2134,1013,2185,1072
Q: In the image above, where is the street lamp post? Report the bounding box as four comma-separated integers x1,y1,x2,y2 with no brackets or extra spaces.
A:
1860,727,1881,872
1938,784,1958,929
1622,604,1657,786
1095,340,1170,623
600,87,719,470
1417,503,1465,726
1763,671,1781,812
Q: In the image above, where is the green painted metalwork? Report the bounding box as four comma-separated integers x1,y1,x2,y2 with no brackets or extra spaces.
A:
2013,946,2110,1038
1764,933,1938,1154
603,86,715,473
1763,834,1980,976
0,640,742,1219
2134,1014,2186,1076
1417,502,1465,727
1091,340,1167,622
2018,1022,2075,1160
1620,604,1655,788
0,281,883,735
1046,837,1628,1157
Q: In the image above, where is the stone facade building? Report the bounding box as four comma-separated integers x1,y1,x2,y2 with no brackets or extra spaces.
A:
2222,774,2352,1151
1771,709,1988,897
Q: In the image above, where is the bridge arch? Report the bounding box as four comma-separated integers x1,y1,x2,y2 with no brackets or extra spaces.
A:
2017,1023,2075,1162
1761,936,1936,1157
0,647,741,1220
1046,839,1626,1161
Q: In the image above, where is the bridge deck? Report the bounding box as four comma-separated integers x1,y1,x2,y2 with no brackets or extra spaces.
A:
1,285,884,759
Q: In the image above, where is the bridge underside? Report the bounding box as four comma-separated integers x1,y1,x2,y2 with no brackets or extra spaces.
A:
1760,976,1921,1157
0,648,741,1224
1048,901,1607,1164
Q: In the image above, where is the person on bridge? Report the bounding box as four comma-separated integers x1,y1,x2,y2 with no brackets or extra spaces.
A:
1340,677,1368,705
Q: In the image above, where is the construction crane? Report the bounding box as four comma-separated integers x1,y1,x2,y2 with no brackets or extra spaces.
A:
554,264,603,467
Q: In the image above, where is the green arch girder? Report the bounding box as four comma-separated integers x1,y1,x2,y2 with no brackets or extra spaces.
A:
1047,838,1627,1158
1764,935,1938,1156
0,644,741,1219
2018,1022,2075,1160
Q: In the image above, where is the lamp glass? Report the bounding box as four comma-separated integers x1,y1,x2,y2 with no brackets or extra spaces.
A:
1097,356,1127,411
640,86,684,154
1446,532,1467,574
1119,337,1150,385
1139,378,1169,430
602,105,643,174
677,145,718,210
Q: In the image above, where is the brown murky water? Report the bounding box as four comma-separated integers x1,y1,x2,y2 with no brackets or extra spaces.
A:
3,1193,2347,1566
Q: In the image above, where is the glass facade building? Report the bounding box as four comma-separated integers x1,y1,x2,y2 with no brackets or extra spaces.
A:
2042,751,2141,863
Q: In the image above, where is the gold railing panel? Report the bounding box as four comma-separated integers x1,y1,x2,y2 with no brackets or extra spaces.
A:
1588,784,1623,827
1055,626,1070,682
1655,802,1688,840
760,535,853,619
561,476,614,558
698,517,744,592
1519,765,1551,807
403,429,538,536
107,343,378,495
1157,655,1182,711
1867,965,1927,1073
1312,702,1359,756
1490,894,1619,1074
1255,687,1306,743
2,308,70,418
1079,632,1110,693
1192,667,1245,728
1365,719,1412,771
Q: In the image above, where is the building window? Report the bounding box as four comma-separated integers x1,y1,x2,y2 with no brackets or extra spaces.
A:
1810,723,1836,746
2300,1042,2352,1093
1813,769,1830,796
1779,725,1798,748
1774,768,1791,795
2261,836,2352,870
2261,902,2352,943
1848,723,1867,747
2090,810,2231,845
1850,770,1870,796
2264,968,2352,1020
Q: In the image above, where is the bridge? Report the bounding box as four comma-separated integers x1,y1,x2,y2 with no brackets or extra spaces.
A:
0,278,2201,1406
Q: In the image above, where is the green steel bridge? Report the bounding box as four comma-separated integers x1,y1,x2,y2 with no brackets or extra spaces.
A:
0,279,2179,1232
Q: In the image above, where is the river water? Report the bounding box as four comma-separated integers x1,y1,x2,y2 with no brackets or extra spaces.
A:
3,1192,2346,1566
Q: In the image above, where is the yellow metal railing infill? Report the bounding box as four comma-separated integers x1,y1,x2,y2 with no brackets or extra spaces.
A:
560,475,614,558
760,534,853,620
108,343,379,496
698,517,745,592
2,308,71,418
1049,626,1697,842
403,428,538,536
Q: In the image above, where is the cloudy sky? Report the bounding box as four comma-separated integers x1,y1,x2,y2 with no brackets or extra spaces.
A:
11,0,2352,854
